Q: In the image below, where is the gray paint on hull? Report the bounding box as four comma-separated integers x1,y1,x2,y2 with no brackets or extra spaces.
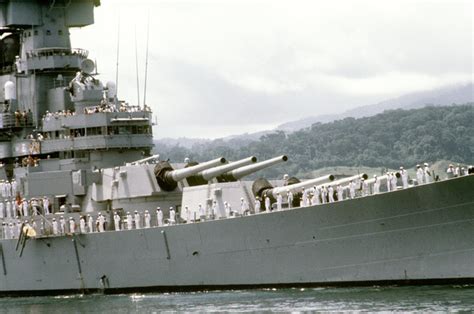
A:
0,175,473,294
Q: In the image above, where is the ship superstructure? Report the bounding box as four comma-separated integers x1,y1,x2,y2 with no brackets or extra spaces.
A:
0,0,153,210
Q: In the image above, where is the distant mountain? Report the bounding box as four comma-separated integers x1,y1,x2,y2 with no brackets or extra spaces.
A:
154,82,473,147
278,82,473,132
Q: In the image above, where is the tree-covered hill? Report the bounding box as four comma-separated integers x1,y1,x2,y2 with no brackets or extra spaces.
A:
154,104,473,178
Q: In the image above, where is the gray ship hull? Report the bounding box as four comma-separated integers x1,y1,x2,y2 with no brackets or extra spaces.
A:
0,175,473,296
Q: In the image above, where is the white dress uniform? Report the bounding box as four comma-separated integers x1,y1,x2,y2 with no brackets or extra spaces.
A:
156,208,163,226
374,177,380,194
337,185,344,201
400,169,409,189
254,199,261,214
276,193,283,211
98,214,105,232
144,211,151,228
328,186,335,202
43,197,50,215
134,211,141,229
198,204,205,219
113,213,121,231
416,167,424,185
184,206,191,223
6,201,12,218
0,201,4,218
264,196,271,212
80,217,87,233
22,200,28,217
60,217,66,234
11,180,17,198
69,218,76,233
386,173,392,192
87,215,94,232
321,186,328,204
287,191,293,209
5,182,11,198
424,165,432,183
126,212,133,230
52,220,59,235
169,207,176,224
361,180,369,196
390,174,397,190
349,182,356,199
302,189,309,207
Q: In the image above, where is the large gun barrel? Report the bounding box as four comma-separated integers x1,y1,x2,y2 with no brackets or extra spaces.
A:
198,156,257,181
323,173,369,189
270,174,335,197
154,157,226,191
220,155,288,181
129,154,160,165
365,172,400,185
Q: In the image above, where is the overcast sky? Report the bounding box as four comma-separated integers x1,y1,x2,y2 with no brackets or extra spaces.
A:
71,0,473,139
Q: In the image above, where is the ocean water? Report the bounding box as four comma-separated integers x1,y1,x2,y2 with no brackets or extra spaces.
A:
0,285,473,313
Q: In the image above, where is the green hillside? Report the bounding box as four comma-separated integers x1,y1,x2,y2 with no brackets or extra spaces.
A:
155,104,473,178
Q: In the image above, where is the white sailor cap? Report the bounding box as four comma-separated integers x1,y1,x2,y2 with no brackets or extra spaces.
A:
169,206,173,210
424,163,428,166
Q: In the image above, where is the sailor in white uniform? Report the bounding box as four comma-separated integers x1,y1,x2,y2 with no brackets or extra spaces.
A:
156,207,163,226
5,181,11,198
198,204,205,220
240,198,248,215
69,217,76,233
302,188,309,207
423,163,432,183
59,216,66,234
0,201,4,219
22,199,29,217
6,201,12,218
126,212,133,230
446,164,454,178
11,179,17,198
311,188,319,205
264,195,271,212
390,172,398,190
87,214,94,232
97,214,105,232
386,173,392,192
454,164,460,177
349,181,356,199
373,175,380,194
169,207,176,225
276,193,283,211
134,211,141,229
184,206,191,223
43,196,50,215
79,216,87,233
254,197,261,214
337,184,344,201
52,218,59,235
211,201,218,218
400,167,409,189
144,210,151,228
361,179,369,196
321,186,328,204
416,164,424,185
328,186,335,202
113,212,121,231
287,190,293,209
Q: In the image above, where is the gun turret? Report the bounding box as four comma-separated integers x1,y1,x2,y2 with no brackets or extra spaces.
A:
219,155,288,182
154,157,226,191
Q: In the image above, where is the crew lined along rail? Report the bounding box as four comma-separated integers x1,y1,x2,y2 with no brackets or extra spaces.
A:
0,163,472,240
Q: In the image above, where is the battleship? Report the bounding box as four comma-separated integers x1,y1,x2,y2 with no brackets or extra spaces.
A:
0,0,472,296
